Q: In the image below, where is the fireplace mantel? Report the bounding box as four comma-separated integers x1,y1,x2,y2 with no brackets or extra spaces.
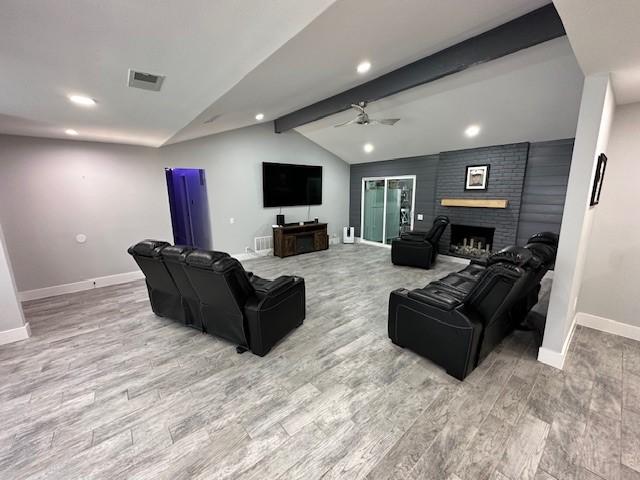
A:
441,198,508,209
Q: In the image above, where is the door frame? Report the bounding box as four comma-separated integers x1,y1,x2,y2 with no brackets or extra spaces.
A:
359,175,417,248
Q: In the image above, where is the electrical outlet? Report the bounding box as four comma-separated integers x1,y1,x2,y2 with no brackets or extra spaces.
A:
417,214,424,221
229,217,235,224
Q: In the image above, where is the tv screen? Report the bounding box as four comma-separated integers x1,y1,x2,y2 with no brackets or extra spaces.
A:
262,162,322,207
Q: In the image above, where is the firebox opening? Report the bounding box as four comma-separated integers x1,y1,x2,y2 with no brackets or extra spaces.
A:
449,224,495,260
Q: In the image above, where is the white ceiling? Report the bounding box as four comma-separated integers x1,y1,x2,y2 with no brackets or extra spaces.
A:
554,0,640,104
0,0,549,147
166,0,549,144
0,0,336,146
295,38,583,164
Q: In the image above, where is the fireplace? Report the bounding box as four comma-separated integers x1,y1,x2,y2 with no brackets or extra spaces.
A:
449,224,495,259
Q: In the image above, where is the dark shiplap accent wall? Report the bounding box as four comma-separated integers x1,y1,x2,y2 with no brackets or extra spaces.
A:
348,139,574,248
516,138,574,245
349,155,439,236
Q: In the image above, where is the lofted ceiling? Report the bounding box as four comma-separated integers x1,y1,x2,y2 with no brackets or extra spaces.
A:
554,0,640,104
0,0,336,146
0,0,550,147
166,0,550,144
295,38,583,164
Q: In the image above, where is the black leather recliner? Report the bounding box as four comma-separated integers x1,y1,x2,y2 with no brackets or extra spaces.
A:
388,235,557,380
127,239,185,323
524,231,559,270
160,245,224,331
182,251,305,356
391,216,450,269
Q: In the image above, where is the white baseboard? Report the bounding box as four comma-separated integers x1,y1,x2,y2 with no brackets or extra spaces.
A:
232,249,274,261
0,322,31,345
576,312,640,342
537,317,577,370
18,270,144,302
233,252,257,261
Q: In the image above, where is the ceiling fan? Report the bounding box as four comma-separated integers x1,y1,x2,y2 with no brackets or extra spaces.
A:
333,101,400,127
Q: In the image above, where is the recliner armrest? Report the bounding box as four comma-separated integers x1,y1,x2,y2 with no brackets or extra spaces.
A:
244,277,305,356
399,231,429,242
407,285,464,311
253,275,296,298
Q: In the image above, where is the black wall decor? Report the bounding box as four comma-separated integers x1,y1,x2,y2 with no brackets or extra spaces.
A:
590,153,607,206
464,165,490,190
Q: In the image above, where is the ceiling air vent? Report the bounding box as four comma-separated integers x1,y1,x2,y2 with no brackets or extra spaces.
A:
128,69,165,92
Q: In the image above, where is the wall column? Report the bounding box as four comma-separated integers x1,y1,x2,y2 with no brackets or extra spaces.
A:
0,223,30,345
538,73,615,368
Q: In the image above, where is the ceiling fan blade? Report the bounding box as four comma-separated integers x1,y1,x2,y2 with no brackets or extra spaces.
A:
373,118,400,126
333,118,358,128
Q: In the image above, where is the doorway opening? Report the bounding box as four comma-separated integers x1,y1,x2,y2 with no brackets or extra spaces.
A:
165,168,211,249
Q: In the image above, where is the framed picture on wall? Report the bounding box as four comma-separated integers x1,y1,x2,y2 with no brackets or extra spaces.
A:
590,153,607,206
465,165,490,190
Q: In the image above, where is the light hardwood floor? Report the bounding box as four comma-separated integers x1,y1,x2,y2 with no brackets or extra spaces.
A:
0,244,638,479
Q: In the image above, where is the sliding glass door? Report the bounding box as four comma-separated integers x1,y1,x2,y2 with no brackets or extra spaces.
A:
361,176,416,245
362,180,385,242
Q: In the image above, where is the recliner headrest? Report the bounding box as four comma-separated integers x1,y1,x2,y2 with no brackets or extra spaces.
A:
160,245,194,263
526,231,559,247
127,239,170,258
209,256,245,274
184,249,231,270
487,246,537,268
524,242,556,266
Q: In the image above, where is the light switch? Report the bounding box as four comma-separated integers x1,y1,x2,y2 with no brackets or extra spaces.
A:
417,214,424,221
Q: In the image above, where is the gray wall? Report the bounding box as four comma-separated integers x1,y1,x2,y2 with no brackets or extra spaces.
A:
435,143,529,252
578,102,639,328
349,139,574,251
349,155,439,236
161,124,349,254
517,139,573,245
0,135,171,292
0,124,349,292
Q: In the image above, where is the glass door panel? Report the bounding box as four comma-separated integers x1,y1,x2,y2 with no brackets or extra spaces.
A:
362,180,385,243
384,178,415,244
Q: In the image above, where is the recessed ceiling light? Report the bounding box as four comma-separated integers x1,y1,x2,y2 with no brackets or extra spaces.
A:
357,61,371,74
65,129,79,136
255,113,264,121
68,95,96,106
465,125,481,137
363,143,374,153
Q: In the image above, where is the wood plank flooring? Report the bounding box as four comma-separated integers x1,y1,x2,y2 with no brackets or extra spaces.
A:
0,244,638,479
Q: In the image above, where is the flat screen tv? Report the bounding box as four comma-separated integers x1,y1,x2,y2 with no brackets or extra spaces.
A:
262,162,322,207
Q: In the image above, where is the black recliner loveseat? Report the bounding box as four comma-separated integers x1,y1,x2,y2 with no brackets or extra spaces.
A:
127,240,186,323
391,216,450,269
182,251,305,356
128,240,305,356
388,232,558,380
